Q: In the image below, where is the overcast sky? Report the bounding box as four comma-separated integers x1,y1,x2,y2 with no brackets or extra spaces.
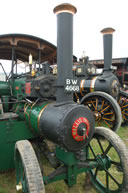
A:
0,0,128,60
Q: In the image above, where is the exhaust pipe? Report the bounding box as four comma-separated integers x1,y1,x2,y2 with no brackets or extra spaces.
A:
101,27,115,71
54,4,77,103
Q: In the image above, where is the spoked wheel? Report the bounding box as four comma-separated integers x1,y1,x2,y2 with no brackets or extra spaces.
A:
15,140,45,193
80,91,122,132
118,90,128,125
87,127,128,193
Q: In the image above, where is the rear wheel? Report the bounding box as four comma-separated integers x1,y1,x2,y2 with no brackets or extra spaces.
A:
15,140,45,193
87,127,128,193
81,91,122,131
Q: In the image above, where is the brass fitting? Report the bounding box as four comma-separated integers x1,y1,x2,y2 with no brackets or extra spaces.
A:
101,27,115,35
53,3,77,15
16,182,22,192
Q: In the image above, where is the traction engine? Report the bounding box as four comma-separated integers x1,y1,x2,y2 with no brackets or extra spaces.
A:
73,27,123,131
0,3,127,193
14,4,128,193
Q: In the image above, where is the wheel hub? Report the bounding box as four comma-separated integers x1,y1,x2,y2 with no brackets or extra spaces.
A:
96,155,111,170
94,111,102,121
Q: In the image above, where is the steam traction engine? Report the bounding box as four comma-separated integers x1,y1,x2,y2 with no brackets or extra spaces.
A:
73,27,124,130
12,4,128,193
0,3,127,193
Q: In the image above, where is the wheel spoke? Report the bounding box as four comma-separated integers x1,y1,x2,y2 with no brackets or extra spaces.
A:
122,110,128,120
102,117,114,122
122,111,128,116
90,100,97,111
96,138,104,153
103,143,112,156
88,144,96,158
94,166,99,179
103,119,112,128
122,104,128,109
100,105,110,113
104,169,120,187
122,114,127,120
95,98,98,111
103,112,114,116
101,100,105,110
106,171,109,190
111,160,121,167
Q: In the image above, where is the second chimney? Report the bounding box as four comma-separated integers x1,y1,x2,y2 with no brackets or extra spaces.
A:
101,27,115,71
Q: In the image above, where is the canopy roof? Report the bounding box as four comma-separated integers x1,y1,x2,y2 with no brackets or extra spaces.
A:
89,58,128,68
0,34,56,63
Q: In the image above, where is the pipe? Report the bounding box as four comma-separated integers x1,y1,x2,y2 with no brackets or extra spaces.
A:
101,27,115,71
54,4,77,102
11,46,15,81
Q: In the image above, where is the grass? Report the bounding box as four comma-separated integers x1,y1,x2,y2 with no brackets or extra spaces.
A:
0,125,128,193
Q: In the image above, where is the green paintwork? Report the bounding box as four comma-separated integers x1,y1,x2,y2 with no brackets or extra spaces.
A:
0,119,37,171
95,154,111,171
0,99,49,171
56,146,78,166
12,77,26,99
24,102,49,135
12,103,25,120
0,81,10,96
44,146,98,187
44,172,66,185
1,95,10,112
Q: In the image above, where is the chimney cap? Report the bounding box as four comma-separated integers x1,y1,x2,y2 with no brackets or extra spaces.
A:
53,3,77,15
101,27,115,34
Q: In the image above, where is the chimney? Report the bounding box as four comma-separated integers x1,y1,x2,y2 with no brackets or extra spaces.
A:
54,4,77,103
101,27,115,71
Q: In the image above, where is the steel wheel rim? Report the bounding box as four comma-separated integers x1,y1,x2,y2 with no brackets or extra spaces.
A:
87,135,124,192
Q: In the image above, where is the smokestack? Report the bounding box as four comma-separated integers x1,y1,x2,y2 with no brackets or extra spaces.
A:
54,4,77,103
101,27,115,71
